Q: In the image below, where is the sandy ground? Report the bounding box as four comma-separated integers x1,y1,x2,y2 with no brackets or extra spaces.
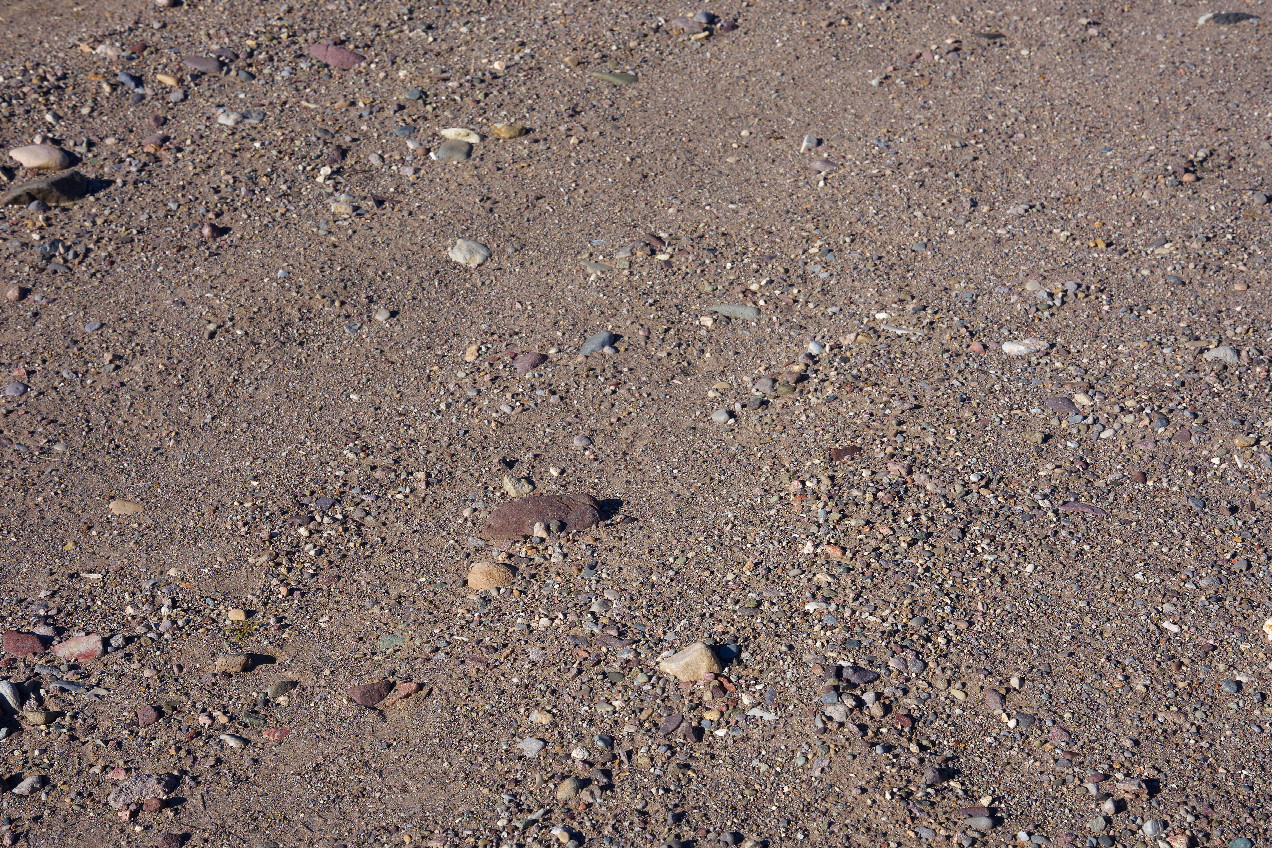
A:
0,0,1271,846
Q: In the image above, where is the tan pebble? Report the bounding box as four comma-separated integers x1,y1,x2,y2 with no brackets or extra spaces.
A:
463,343,480,362
467,561,515,591
5,285,23,302
657,642,722,682
226,608,247,622
9,144,73,171
108,498,143,516
213,653,252,674
439,127,481,143
490,123,529,139
156,73,179,86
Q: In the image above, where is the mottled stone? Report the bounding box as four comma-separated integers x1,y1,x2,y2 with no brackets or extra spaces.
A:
657,642,722,682
482,493,602,540
307,43,365,69
52,634,103,661
347,679,394,706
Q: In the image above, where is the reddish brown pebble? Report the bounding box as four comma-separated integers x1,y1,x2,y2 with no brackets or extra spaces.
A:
52,633,103,661
347,679,394,706
5,285,23,302
142,797,164,813
2,629,44,658
262,727,291,741
200,222,227,240
137,705,159,728
307,43,365,69
383,681,421,707
968,341,986,353
157,835,183,848
513,351,548,375
829,445,862,462
1131,471,1147,484
483,493,602,540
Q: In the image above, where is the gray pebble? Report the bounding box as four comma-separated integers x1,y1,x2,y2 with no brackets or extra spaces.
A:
85,321,103,332
710,408,733,425
5,382,28,397
434,139,472,163
581,331,618,355
1221,679,1241,694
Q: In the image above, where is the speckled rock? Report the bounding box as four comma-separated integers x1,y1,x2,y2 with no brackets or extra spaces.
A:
482,493,602,540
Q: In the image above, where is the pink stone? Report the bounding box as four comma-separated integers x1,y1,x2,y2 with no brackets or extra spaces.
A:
307,43,365,69
2,630,44,658
52,633,103,661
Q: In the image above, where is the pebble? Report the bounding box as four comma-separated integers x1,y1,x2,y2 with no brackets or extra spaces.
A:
709,304,760,320
219,733,248,748
5,382,27,397
483,493,602,540
10,775,45,796
2,630,44,658
1002,338,1048,356
0,681,21,713
710,408,733,425
581,330,618,354
85,321,103,332
1229,839,1253,848
182,54,223,74
212,653,252,674
513,352,548,375
439,127,481,143
9,144,73,171
966,816,996,832
657,642,722,682
1221,679,1241,694
109,498,143,515
433,139,472,162
137,705,159,728
592,71,637,85
226,608,247,622
373,307,392,323
307,43,365,69
1202,345,1239,365
502,474,535,497
268,679,298,699
840,665,880,686
1,170,90,206
347,680,394,706
809,159,838,172
1142,820,1164,838
467,561,515,591
448,238,491,267
556,776,584,800
51,634,103,661
108,773,180,810
1199,11,1260,25
516,737,546,757
491,123,529,139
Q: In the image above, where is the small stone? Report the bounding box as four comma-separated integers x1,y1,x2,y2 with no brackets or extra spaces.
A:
448,238,491,267
52,634,103,661
137,705,160,728
983,689,1005,710
467,561,515,591
1202,345,1240,365
1229,839,1254,848
556,776,584,800
261,727,291,741
23,709,58,726
491,123,529,139
966,816,996,832
383,681,421,707
840,665,880,686
439,127,481,143
142,797,164,812
1045,397,1080,416
800,135,820,152
107,773,180,810
373,307,392,323
10,775,45,796
483,493,602,540
657,642,722,682
434,139,472,162
226,608,247,622
1,169,90,206
0,681,21,713
1198,11,1260,25
810,159,838,172
218,733,248,748
268,679,298,699
109,498,143,516
516,737,546,757
307,42,365,69
1142,821,1164,838
9,144,73,171
709,304,760,320
2,630,44,658
710,408,733,425
5,285,23,302
1003,338,1048,356
157,836,183,848
347,680,394,706
502,474,535,497
573,434,593,448
213,653,252,674
592,71,637,85
1221,679,1241,694
5,382,27,397
513,352,548,375
182,54,222,74
581,330,618,354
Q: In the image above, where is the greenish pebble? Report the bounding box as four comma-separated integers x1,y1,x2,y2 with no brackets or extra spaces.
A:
1229,839,1253,848
581,260,613,274
593,71,637,85
710,304,760,320
268,679,299,699
378,634,406,652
